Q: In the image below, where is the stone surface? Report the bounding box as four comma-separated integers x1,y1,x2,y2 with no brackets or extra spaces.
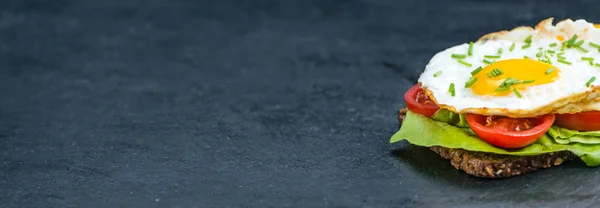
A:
1,0,600,207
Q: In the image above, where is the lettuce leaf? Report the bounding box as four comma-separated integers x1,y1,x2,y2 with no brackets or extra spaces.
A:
547,126,600,144
430,108,470,128
390,110,600,166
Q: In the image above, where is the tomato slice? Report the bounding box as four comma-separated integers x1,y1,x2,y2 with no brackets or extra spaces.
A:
404,84,440,117
465,114,555,149
555,111,600,131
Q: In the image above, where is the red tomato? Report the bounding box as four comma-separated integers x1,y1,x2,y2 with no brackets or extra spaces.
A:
465,114,555,149
555,111,600,131
404,84,439,117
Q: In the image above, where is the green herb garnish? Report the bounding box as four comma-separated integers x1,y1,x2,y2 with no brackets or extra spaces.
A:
464,77,478,88
452,54,467,58
566,34,578,47
457,59,472,67
545,68,555,75
499,77,522,87
470,66,483,75
544,55,552,64
557,59,572,65
576,46,589,53
497,48,503,55
523,79,535,84
590,42,600,49
468,42,474,56
448,83,455,96
524,35,533,44
536,51,543,57
586,76,596,87
482,59,493,64
484,55,501,59
433,71,442,77
582,57,594,65
509,43,516,51
522,44,531,49
513,88,522,98
495,87,511,92
486,68,503,78
550,43,558,47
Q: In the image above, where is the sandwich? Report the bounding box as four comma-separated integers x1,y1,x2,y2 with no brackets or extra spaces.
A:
390,18,600,178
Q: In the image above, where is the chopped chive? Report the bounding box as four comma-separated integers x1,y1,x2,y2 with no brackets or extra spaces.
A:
557,55,566,60
595,63,600,68
523,79,535,83
495,87,511,92
540,59,551,64
582,57,594,61
586,76,596,87
470,66,483,75
487,68,504,78
576,46,589,53
545,68,555,75
574,40,584,47
484,55,501,59
561,42,567,51
433,71,442,77
468,42,474,56
550,43,558,47
524,35,533,44
448,83,455,97
496,69,504,75
464,77,478,88
457,59,472,67
535,51,543,57
521,44,531,49
509,43,516,51
451,54,467,58
544,56,552,64
482,59,493,64
513,88,522,98
557,59,572,65
590,42,600,49
547,50,555,54
497,48,503,54
524,56,532,59
501,77,520,86
566,34,578,47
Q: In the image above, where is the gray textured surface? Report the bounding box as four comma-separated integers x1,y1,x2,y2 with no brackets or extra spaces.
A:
1,0,600,207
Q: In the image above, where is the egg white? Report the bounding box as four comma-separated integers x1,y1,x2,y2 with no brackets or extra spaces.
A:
419,36,600,116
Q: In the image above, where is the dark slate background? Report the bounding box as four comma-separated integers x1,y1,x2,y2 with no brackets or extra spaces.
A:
2,0,600,207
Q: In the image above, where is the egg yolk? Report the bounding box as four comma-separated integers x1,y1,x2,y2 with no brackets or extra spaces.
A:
471,59,560,96
594,24,600,29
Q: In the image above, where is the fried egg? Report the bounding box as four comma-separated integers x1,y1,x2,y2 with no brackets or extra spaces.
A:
418,18,600,117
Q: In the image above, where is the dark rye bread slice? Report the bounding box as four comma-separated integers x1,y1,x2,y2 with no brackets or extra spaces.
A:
397,108,574,178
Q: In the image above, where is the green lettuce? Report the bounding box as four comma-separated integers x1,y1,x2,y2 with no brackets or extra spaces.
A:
390,110,600,166
548,126,600,144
